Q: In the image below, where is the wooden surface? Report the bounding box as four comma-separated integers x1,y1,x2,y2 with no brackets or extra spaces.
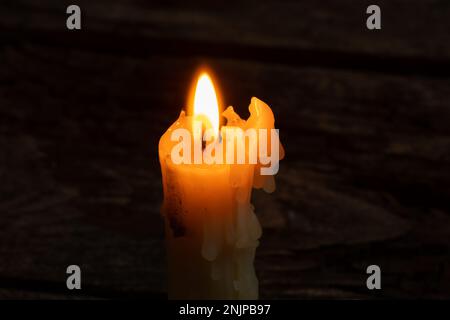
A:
0,1,450,299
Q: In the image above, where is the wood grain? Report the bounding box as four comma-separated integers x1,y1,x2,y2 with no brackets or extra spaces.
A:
0,1,449,299
1,0,450,64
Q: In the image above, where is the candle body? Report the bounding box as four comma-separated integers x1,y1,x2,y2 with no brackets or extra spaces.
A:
161,161,260,299
159,97,283,300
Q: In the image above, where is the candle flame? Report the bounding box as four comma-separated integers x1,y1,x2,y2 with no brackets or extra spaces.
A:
193,73,220,138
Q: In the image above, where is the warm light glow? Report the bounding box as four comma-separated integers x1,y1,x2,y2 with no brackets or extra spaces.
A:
193,73,220,137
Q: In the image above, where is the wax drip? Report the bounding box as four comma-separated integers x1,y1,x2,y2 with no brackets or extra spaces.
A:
200,97,283,299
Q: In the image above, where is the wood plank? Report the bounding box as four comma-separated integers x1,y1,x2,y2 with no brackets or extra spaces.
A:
1,0,450,64
0,43,449,298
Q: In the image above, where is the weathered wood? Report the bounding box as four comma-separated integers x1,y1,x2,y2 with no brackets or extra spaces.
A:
1,0,450,64
1,0,450,298
1,38,449,299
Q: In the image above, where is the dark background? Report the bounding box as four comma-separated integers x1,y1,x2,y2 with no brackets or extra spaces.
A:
1,0,449,299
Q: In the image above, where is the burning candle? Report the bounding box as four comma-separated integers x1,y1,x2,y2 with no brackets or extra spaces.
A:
158,69,284,299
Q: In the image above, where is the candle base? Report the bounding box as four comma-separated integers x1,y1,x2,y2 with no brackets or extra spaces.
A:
166,234,259,299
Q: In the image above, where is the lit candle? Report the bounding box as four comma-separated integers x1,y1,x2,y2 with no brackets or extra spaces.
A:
158,70,284,299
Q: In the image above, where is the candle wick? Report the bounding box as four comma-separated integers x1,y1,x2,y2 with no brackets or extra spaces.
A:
202,139,206,151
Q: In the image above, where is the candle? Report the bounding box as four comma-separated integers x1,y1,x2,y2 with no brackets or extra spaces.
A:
158,70,284,299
